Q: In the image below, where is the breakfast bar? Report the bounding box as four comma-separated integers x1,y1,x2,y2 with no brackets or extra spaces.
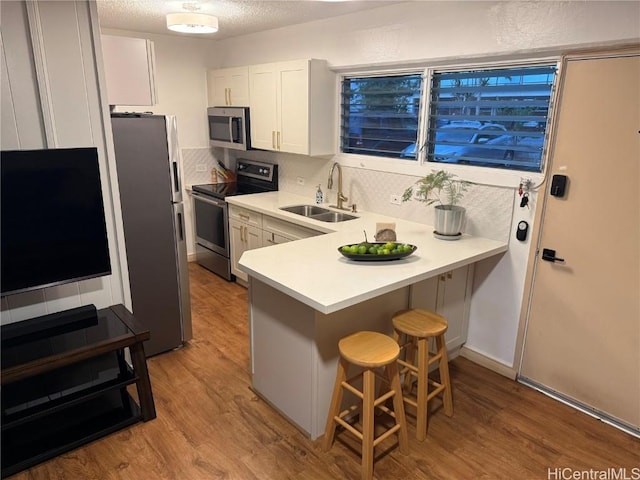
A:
231,192,507,439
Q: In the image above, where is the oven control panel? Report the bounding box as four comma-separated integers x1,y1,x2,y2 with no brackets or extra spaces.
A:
237,159,276,182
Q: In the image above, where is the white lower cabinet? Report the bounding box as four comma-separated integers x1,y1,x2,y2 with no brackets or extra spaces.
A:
229,219,262,282
229,206,263,283
409,265,474,353
262,230,292,246
262,215,322,244
229,205,322,283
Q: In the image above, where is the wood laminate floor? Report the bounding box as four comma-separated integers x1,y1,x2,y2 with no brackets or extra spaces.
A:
11,263,639,479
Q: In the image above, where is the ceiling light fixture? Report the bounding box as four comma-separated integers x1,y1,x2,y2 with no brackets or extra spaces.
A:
167,2,218,34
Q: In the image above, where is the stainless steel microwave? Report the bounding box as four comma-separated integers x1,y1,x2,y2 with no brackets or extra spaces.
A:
207,106,251,150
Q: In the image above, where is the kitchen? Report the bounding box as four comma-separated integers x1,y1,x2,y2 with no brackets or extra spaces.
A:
1,1,638,478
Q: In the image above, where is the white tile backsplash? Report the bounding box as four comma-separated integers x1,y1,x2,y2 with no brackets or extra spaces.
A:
181,148,224,187
276,156,514,243
218,149,515,243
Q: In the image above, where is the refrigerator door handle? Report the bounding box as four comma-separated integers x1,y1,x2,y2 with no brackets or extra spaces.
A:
173,202,192,342
177,210,184,241
172,161,180,194
166,115,183,203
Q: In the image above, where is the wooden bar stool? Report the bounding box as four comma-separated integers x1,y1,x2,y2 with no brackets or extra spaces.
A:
392,309,453,442
323,331,408,480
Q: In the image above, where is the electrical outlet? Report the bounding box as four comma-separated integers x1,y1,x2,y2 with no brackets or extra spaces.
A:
296,176,305,186
196,164,207,172
390,194,402,205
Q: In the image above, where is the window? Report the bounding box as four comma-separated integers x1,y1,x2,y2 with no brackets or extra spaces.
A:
424,65,557,172
340,73,422,159
340,63,558,173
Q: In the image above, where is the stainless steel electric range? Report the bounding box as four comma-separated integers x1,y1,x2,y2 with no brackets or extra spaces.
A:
191,159,278,281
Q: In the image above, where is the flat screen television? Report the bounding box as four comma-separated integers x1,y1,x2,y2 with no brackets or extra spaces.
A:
1,147,111,297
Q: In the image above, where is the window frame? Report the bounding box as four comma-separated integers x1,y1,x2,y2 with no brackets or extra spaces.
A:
334,57,562,187
339,69,425,160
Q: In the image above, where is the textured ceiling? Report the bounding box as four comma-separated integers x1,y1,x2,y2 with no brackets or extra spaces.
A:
96,0,402,40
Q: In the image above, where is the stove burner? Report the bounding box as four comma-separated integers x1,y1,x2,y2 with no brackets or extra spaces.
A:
192,182,238,199
191,159,278,200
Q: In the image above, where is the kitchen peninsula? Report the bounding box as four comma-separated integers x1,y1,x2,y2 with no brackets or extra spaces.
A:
227,191,507,439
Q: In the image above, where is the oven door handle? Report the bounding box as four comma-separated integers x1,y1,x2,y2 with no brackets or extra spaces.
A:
192,192,226,208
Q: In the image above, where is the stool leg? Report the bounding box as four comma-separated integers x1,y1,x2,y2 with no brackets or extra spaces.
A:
361,368,375,480
386,362,409,454
436,334,453,417
403,335,417,394
323,357,348,451
416,337,429,442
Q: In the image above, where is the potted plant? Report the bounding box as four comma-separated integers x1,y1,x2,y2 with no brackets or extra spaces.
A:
402,169,471,239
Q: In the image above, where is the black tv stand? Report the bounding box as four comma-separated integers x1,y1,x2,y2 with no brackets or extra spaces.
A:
1,305,98,347
1,304,156,478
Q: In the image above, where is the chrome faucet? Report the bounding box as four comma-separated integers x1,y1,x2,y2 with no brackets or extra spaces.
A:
327,162,348,210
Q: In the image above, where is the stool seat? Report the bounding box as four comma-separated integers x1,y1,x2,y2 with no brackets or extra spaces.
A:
392,309,448,338
339,331,399,367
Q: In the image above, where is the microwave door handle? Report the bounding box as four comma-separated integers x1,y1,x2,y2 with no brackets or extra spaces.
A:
229,117,235,144
231,117,242,144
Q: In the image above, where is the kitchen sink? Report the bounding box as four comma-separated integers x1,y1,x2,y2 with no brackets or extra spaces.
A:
279,204,358,222
309,211,358,223
280,204,330,216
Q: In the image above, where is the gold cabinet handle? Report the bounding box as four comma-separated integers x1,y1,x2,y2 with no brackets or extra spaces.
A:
226,88,230,105
272,131,276,149
239,213,250,220
277,131,281,150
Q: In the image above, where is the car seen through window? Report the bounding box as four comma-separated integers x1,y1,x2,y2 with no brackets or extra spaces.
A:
401,121,544,170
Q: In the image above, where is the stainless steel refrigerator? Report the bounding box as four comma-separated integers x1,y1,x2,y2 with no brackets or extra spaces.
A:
110,113,192,357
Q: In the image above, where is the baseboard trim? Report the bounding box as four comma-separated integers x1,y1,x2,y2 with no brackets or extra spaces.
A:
187,253,197,262
459,346,517,380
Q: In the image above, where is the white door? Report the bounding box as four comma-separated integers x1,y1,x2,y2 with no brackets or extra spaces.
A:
520,53,640,431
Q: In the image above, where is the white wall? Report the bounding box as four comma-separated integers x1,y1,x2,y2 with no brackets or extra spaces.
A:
101,28,217,148
213,1,640,67
0,1,128,323
100,28,225,253
212,1,639,370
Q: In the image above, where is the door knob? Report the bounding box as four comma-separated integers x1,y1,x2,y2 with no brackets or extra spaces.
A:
542,248,565,263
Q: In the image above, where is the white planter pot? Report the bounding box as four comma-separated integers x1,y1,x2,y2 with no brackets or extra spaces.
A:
434,205,465,239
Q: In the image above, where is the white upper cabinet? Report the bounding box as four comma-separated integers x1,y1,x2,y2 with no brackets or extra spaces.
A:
101,35,157,106
207,66,249,107
249,59,335,156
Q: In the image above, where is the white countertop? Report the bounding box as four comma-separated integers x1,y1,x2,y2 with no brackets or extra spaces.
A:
227,191,508,314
